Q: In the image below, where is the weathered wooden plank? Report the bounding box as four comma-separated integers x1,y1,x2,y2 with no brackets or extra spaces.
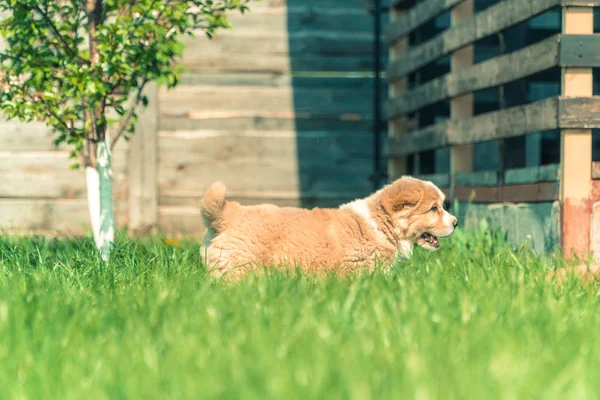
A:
460,201,560,253
0,198,128,233
388,97,560,156
454,182,559,202
455,171,498,186
387,35,560,117
0,152,85,199
158,85,381,119
563,0,600,5
159,115,376,132
129,82,158,232
388,78,447,119
183,31,379,57
181,53,376,73
0,151,128,199
387,0,465,45
387,122,449,157
225,6,381,34
0,199,90,232
560,34,600,67
158,130,374,196
451,97,559,145
504,164,560,184
559,97,600,128
179,74,382,90
0,120,57,150
158,206,205,238
386,0,564,81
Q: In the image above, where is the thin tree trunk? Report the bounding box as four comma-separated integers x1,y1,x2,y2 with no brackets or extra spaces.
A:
86,137,115,261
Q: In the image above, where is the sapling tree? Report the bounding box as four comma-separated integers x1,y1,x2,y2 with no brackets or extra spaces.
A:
0,0,249,260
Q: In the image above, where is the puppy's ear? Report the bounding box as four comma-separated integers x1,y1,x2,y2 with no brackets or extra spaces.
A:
380,178,423,214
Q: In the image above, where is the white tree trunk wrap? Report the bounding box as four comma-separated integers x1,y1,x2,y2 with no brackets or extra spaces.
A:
86,139,115,261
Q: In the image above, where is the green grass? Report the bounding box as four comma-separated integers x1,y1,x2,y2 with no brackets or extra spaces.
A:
0,225,598,400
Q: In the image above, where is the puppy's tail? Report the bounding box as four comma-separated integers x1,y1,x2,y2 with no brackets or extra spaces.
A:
201,181,228,233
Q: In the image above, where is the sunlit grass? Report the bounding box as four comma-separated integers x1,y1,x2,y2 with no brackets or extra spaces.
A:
0,225,597,399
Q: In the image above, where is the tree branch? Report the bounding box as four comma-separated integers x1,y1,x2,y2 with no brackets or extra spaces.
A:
110,77,147,151
0,51,57,70
33,5,88,65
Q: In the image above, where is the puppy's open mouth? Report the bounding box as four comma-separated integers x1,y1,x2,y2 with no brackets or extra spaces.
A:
420,232,439,248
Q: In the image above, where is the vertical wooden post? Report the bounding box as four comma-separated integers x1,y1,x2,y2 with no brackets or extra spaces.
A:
388,8,410,180
560,7,593,258
449,0,474,200
129,82,158,233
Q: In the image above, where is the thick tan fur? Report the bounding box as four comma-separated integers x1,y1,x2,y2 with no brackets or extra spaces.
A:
200,177,457,279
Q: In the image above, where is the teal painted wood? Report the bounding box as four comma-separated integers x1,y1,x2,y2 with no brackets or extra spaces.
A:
388,35,560,117
386,0,564,81
388,97,559,156
387,0,465,45
159,116,380,133
455,171,498,186
458,201,560,253
560,34,600,68
286,7,387,34
504,164,560,185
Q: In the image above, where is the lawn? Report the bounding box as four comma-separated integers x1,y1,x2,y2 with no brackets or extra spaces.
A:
0,224,598,400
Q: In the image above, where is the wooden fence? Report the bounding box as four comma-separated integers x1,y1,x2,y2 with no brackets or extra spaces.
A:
387,0,600,257
0,0,385,237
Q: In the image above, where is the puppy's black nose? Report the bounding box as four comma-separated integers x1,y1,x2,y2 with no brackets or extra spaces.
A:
452,218,458,228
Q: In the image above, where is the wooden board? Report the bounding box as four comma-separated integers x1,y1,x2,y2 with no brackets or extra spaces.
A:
0,198,128,233
181,53,377,74
179,73,383,90
157,130,374,197
559,97,600,128
0,150,128,199
182,31,378,57
454,182,559,203
225,6,381,35
386,0,565,80
387,35,561,117
452,97,558,145
387,0,465,44
504,164,560,184
158,84,381,120
560,34,600,67
0,119,58,151
159,115,376,133
455,170,498,186
388,97,560,156
389,94,600,156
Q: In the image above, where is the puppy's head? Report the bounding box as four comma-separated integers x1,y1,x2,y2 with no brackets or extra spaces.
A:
378,177,457,250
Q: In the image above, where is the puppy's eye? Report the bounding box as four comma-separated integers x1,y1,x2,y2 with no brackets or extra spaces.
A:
429,205,438,212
